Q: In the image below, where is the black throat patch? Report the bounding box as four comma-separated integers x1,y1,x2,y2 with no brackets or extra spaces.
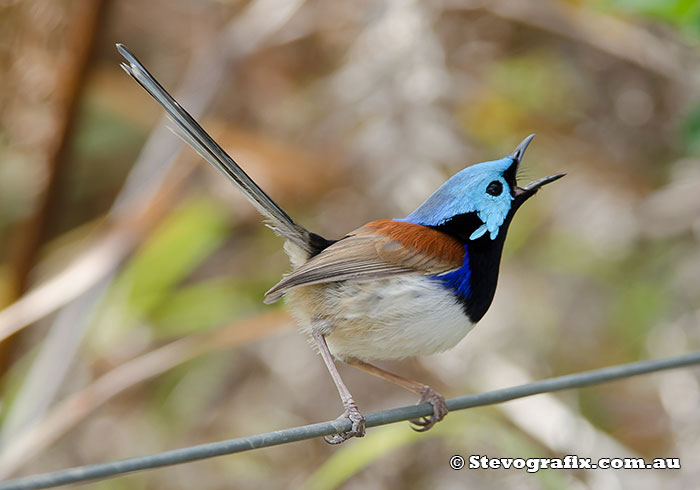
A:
431,212,512,323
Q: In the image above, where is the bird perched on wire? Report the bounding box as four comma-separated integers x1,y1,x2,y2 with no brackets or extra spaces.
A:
117,43,564,444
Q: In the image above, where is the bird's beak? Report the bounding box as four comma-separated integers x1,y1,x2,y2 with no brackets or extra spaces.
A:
510,133,535,163
508,133,565,199
519,173,566,193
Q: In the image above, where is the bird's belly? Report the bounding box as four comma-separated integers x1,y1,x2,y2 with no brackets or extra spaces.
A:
284,275,475,361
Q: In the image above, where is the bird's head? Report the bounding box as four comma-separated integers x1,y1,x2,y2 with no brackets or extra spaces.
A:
404,134,564,241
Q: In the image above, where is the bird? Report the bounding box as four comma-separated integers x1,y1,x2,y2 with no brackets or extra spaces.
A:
117,43,564,444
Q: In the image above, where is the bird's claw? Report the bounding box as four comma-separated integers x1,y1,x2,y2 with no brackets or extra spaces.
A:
324,401,366,444
409,386,447,432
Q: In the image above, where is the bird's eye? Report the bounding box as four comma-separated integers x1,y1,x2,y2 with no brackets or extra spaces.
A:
486,180,503,196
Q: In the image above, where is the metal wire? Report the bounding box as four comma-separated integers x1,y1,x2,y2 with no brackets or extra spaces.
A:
1,351,699,490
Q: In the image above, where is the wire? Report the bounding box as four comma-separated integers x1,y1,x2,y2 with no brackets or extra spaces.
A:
1,350,699,490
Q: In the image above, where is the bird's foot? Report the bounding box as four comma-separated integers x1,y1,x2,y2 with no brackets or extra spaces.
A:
410,386,448,432
324,400,366,444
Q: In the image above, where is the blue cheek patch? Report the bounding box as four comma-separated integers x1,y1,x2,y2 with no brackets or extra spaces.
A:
432,245,472,299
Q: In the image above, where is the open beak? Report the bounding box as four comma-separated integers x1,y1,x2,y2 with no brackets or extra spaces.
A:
508,133,565,199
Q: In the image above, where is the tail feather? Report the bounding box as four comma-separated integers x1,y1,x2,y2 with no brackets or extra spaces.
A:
116,43,316,256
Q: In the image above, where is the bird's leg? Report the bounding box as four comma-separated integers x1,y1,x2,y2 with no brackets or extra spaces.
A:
311,330,365,444
348,359,448,432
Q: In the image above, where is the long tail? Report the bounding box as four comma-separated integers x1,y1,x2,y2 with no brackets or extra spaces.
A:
117,43,326,258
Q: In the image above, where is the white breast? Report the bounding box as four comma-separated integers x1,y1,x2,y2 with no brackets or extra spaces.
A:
284,275,475,361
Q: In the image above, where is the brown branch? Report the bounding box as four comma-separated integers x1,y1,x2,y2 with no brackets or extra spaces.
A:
1,0,107,372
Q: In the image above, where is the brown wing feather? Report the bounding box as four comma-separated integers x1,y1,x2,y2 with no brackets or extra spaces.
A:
264,220,464,303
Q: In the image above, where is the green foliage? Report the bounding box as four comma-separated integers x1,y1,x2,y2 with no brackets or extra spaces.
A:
460,50,586,148
0,345,41,427
150,351,232,428
72,102,144,163
681,101,700,155
68,99,147,214
488,51,585,125
303,423,433,490
599,0,700,34
121,196,229,317
150,277,261,338
611,280,667,356
91,197,230,346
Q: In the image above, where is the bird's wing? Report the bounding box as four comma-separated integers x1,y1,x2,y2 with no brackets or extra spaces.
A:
264,220,465,303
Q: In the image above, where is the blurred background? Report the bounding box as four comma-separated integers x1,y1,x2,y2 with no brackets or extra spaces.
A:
1,0,699,488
